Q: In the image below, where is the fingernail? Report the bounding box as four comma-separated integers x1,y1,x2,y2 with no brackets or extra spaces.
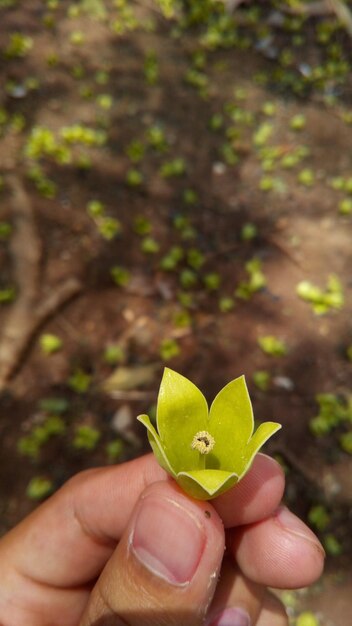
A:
131,496,206,585
275,506,325,556
209,607,251,626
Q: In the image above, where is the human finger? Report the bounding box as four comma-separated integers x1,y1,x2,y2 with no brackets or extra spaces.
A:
206,557,264,626
80,480,225,626
214,454,285,528
230,505,325,588
255,592,289,626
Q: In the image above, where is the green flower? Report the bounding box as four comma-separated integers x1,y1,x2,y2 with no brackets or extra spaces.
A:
138,368,281,500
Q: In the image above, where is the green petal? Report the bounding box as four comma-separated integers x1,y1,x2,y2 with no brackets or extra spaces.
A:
207,376,254,473
240,421,282,478
137,414,176,477
156,368,208,473
176,469,239,500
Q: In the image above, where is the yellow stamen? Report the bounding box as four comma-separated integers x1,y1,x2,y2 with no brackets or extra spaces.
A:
191,430,215,455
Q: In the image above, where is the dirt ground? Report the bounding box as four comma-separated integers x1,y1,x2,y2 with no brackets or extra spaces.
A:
0,1,351,624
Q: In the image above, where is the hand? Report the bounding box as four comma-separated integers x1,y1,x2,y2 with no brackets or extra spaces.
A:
0,453,324,625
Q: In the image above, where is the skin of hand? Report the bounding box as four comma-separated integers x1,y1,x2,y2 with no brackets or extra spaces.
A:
0,453,325,626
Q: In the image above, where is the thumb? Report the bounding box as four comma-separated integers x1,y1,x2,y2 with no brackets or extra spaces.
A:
80,480,225,626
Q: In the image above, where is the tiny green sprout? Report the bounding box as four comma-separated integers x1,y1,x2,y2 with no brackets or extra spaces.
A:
160,246,184,271
241,223,258,241
0,222,12,240
70,31,85,45
97,216,122,240
296,275,344,314
296,612,320,626
253,122,273,148
180,269,197,289
141,237,159,254
187,248,205,270
26,477,53,501
290,113,306,131
126,168,143,187
133,215,151,235
323,534,343,557
218,297,235,313
258,336,287,357
87,200,105,218
308,504,330,531
209,113,224,131
110,266,130,287
0,287,16,304
126,140,145,164
330,176,345,191
298,168,315,187
338,198,352,216
40,333,63,355
68,369,92,394
96,94,113,110
106,438,124,462
160,338,181,361
183,188,198,205
253,370,271,392
39,397,69,414
235,258,266,300
138,368,281,500
104,344,125,366
5,33,33,58
173,309,191,328
220,143,239,166
73,425,101,450
144,50,159,86
347,345,352,362
262,102,277,116
340,432,352,455
160,158,186,178
203,272,221,291
146,125,168,152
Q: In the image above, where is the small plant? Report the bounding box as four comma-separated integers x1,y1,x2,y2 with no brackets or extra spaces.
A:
110,266,130,287
308,504,330,531
160,158,186,178
235,258,266,300
138,368,281,500
0,287,16,304
297,168,315,187
5,33,33,58
218,296,235,313
103,344,125,365
133,215,152,235
97,216,122,240
296,612,320,626
296,275,344,314
141,236,159,254
73,425,101,450
253,370,271,392
126,140,145,163
39,333,63,355
290,113,306,131
0,222,12,240
258,336,287,357
159,338,181,361
26,477,53,500
323,534,342,556
144,50,159,85
68,369,92,394
106,438,124,461
126,168,143,187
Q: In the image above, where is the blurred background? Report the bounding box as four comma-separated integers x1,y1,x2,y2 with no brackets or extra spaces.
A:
0,1,351,624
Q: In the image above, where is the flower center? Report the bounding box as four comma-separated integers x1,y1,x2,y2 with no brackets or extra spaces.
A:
191,430,215,455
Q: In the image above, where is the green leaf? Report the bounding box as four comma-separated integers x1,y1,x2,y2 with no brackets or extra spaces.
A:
207,376,254,474
156,368,208,473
